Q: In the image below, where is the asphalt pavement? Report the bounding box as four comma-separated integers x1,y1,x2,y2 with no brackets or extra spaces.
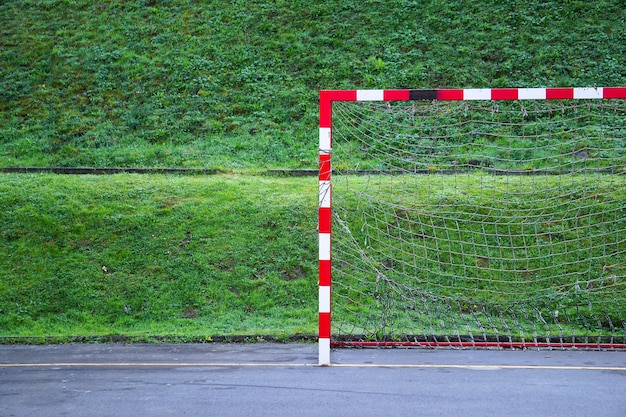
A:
1,343,625,416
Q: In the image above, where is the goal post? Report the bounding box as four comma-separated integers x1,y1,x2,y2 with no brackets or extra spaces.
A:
318,87,626,365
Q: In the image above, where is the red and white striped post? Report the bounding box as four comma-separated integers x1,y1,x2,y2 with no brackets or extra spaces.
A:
318,87,626,364
318,91,337,365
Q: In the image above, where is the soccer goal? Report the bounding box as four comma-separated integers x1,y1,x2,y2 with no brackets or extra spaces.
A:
318,88,626,365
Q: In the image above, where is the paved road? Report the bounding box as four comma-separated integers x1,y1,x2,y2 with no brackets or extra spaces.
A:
1,343,625,416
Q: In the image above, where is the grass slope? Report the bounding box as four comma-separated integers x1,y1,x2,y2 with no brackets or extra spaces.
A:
0,1,625,341
0,173,318,339
1,0,625,168
331,175,626,339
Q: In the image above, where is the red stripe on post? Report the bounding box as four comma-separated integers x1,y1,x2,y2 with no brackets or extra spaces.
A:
492,88,518,100
384,89,410,101
604,87,626,98
320,90,357,128
438,89,464,100
319,312,331,338
319,94,332,128
546,88,574,99
320,90,358,102
319,260,331,286
319,153,331,181
319,207,331,234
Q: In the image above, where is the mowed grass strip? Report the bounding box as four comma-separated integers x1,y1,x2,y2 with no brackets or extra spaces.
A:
330,173,626,338
2,172,624,341
0,173,318,339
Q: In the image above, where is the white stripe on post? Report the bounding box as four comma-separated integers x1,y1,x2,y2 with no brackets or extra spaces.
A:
518,88,547,100
319,338,331,365
319,127,331,151
319,286,331,313
357,90,385,101
319,233,331,261
319,180,331,208
464,89,492,100
574,87,603,99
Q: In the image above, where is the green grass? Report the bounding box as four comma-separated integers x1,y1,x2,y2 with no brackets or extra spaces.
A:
331,174,626,341
331,99,626,172
0,1,625,342
0,173,318,339
0,172,624,342
1,0,625,169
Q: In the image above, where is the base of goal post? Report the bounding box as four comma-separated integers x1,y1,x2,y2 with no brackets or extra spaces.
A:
319,338,331,366
318,87,626,365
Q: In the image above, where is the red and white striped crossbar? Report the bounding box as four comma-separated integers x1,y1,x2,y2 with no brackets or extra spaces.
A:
317,87,626,365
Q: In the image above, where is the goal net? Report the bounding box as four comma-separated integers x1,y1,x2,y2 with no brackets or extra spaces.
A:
318,88,626,364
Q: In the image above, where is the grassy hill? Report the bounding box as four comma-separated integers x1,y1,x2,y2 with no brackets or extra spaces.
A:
0,0,625,341
1,0,625,169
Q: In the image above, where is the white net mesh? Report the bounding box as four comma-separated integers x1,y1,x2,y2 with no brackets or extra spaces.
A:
330,98,626,347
